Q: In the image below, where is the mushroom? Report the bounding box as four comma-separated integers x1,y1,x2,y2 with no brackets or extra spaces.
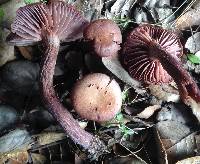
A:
83,19,122,57
6,1,107,158
71,73,122,122
122,24,200,103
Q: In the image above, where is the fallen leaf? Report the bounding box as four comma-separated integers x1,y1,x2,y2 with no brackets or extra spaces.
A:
156,121,191,149
137,105,161,119
102,56,145,94
175,1,200,29
176,156,200,164
0,129,32,154
167,132,196,163
0,150,29,164
33,132,66,146
185,32,200,54
149,84,180,102
186,98,200,122
31,153,46,164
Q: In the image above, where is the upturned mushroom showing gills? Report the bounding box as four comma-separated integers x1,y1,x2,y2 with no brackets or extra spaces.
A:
71,73,122,122
6,0,107,158
83,19,122,57
122,24,200,103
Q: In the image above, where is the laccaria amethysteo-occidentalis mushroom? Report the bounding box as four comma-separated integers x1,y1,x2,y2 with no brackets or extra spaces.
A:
6,0,107,158
83,19,122,57
71,73,122,122
122,24,200,103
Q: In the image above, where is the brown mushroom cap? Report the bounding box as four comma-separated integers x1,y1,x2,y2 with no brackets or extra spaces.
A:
71,73,122,122
83,19,122,57
122,24,183,84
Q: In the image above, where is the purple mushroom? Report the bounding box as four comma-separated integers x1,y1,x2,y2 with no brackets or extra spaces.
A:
7,0,107,158
122,24,200,103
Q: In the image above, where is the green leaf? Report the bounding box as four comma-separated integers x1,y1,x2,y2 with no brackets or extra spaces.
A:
0,7,4,22
115,113,124,122
187,54,200,64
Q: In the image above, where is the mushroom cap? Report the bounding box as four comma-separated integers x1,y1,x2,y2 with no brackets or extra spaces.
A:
7,1,88,45
122,24,183,84
83,19,122,57
71,73,122,122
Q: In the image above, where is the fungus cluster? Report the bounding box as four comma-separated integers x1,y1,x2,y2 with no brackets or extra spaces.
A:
6,0,107,157
122,24,200,103
71,73,122,122
83,19,122,57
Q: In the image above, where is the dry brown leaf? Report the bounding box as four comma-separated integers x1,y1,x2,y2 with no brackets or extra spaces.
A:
0,150,29,164
154,129,169,164
149,84,180,102
175,1,200,29
102,56,145,94
156,121,191,149
186,98,200,122
31,153,46,164
137,105,161,119
18,46,33,60
33,132,66,146
167,132,196,163
176,156,200,164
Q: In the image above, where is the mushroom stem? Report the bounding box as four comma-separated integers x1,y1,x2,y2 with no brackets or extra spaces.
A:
150,41,200,103
39,36,107,157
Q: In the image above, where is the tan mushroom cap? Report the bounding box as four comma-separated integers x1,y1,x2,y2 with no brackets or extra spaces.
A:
71,73,122,122
83,19,122,57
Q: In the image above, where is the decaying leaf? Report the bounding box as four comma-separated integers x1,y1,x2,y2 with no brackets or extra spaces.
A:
0,151,46,164
102,56,145,94
148,84,180,103
110,0,137,17
176,156,200,164
143,0,174,28
31,153,46,164
0,129,33,154
137,105,161,119
18,46,33,60
156,121,191,149
0,150,29,164
175,0,200,29
74,0,104,20
185,32,200,54
167,132,197,163
156,103,194,124
186,98,200,122
0,28,15,66
33,132,66,146
0,0,38,28
154,129,168,164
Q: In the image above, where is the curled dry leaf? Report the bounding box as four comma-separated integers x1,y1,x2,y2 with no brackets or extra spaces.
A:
137,105,161,119
175,1,200,29
102,56,145,94
176,156,200,164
